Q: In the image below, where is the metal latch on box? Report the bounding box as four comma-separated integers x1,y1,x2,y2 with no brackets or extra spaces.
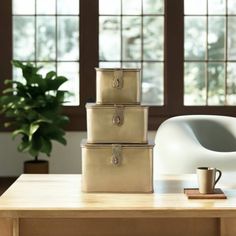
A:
112,105,124,126
111,145,122,166
113,69,123,89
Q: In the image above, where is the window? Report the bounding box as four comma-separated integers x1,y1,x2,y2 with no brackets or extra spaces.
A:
1,0,236,131
99,0,164,105
13,0,80,105
184,0,236,106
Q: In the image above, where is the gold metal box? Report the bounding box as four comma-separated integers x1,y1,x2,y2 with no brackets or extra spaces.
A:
86,103,148,143
81,140,154,193
95,68,141,104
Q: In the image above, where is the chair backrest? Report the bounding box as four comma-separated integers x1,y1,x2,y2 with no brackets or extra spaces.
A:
183,117,236,152
154,115,236,175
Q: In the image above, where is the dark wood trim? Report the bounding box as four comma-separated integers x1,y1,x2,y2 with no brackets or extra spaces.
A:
79,0,98,106
165,0,184,113
0,1,12,92
63,106,86,131
0,1,13,131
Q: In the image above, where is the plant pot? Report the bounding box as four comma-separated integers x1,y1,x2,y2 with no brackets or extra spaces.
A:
24,160,49,174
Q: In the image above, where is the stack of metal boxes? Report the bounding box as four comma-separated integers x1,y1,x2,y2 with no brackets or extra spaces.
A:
81,68,154,193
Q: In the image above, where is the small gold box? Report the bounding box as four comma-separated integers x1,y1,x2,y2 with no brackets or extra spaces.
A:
96,68,141,105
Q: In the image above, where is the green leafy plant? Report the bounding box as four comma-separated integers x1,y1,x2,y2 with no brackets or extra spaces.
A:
0,60,70,161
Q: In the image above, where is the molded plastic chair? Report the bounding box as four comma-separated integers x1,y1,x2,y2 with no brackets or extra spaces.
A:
154,115,236,176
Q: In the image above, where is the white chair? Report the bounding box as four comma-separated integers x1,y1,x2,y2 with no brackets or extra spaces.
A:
154,115,236,177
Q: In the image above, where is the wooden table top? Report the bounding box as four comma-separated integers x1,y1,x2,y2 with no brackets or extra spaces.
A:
0,174,236,218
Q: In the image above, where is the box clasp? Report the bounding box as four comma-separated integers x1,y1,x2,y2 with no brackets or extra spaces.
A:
111,145,122,166
113,70,123,89
112,105,124,126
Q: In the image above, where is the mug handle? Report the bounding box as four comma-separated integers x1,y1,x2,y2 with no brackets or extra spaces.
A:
214,169,222,186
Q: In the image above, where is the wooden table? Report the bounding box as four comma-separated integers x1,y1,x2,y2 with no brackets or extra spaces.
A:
0,174,236,236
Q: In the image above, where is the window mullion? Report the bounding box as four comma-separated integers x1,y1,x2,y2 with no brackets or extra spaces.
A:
206,0,209,105
79,0,98,106
164,0,184,114
0,1,12,91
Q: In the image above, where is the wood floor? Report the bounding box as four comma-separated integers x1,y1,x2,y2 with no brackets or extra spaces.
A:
0,177,17,196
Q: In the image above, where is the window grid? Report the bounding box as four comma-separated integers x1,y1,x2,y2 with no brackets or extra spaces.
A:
2,0,236,131
184,0,236,106
99,0,164,105
12,0,80,105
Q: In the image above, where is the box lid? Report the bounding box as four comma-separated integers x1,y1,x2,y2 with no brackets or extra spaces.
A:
81,139,154,148
95,67,141,72
86,103,148,109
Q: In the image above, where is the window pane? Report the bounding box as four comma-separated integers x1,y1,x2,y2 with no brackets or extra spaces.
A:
143,16,164,60
36,0,56,14
13,0,35,15
227,63,236,105
37,16,56,61
208,16,225,60
143,0,164,14
122,62,141,68
122,17,141,60
228,17,236,60
57,62,79,105
122,0,141,15
57,16,79,61
99,16,121,61
208,0,226,15
142,62,163,105
99,62,121,68
184,0,206,15
184,63,206,105
13,65,29,83
99,0,121,14
185,17,206,60
36,62,56,77
228,0,236,14
208,63,225,105
57,0,79,14
13,16,35,61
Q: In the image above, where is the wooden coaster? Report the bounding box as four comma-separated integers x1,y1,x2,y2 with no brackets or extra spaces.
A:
184,188,227,199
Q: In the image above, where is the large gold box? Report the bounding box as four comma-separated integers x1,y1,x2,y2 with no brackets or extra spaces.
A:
86,103,148,143
95,68,141,104
81,140,154,193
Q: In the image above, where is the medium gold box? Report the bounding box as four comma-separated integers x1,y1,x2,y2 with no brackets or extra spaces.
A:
86,103,148,143
95,68,141,104
81,140,154,193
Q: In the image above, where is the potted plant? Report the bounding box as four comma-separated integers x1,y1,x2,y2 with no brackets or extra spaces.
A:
0,60,70,173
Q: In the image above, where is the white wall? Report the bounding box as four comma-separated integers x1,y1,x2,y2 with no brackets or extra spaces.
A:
0,131,156,176
0,132,87,176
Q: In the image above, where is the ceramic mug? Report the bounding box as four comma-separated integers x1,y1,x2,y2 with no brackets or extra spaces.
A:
197,167,222,194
